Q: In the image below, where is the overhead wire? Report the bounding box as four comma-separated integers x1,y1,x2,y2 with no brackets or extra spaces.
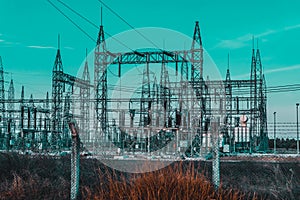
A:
230,83,300,95
47,0,96,43
96,0,162,50
47,0,300,95
56,0,136,52
54,0,142,77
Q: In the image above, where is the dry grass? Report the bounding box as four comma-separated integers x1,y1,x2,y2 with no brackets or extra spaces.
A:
0,171,69,200
85,162,258,200
1,152,299,199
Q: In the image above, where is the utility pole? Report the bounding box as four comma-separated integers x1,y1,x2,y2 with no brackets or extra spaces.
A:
296,103,299,155
69,120,80,200
273,112,276,154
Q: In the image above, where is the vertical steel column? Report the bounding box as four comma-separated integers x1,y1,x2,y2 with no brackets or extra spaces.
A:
52,36,64,149
0,56,5,149
256,47,268,151
225,56,232,151
273,112,276,154
7,79,14,150
69,120,80,200
63,92,71,147
159,55,170,128
250,43,257,151
8,80,14,119
190,21,204,156
211,118,220,189
262,75,268,152
43,92,50,150
80,51,90,142
20,86,24,150
94,23,108,141
296,103,299,154
140,55,151,127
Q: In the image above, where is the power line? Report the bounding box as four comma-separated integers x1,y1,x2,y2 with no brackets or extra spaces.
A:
96,0,161,50
54,0,157,78
56,0,136,52
230,83,300,94
57,0,98,28
47,0,96,43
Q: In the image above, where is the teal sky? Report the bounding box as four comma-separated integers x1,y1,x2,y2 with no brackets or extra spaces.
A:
0,0,300,123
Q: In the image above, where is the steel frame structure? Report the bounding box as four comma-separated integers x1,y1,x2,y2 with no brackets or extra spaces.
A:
0,21,268,155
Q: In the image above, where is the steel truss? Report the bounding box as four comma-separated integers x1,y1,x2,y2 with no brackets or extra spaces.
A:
0,21,268,155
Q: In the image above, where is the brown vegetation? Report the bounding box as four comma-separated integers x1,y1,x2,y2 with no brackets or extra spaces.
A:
83,162,257,200
0,152,299,199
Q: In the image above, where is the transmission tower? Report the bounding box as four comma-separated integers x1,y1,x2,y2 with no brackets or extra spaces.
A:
179,55,189,129
52,36,64,149
63,90,71,147
94,12,108,141
261,74,268,150
250,42,257,151
0,56,5,148
80,51,90,142
190,21,204,155
140,56,151,127
256,47,268,151
159,56,171,128
225,55,232,148
42,92,50,150
178,58,190,152
7,79,15,149
8,80,15,119
0,56,5,117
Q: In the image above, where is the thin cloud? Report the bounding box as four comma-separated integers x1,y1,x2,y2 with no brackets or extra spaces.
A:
215,39,247,49
256,30,276,38
27,45,56,49
284,24,300,31
232,64,300,79
64,46,74,50
215,30,276,49
232,73,250,79
0,39,4,43
264,64,300,74
215,22,300,50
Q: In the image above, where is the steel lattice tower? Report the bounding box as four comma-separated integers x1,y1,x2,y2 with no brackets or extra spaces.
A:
94,17,108,139
191,21,203,82
261,75,268,149
0,58,5,120
0,57,5,148
43,92,50,149
179,58,189,129
7,79,14,149
52,37,64,148
80,51,90,141
256,47,268,151
20,86,24,131
225,56,232,146
178,58,191,152
140,56,151,127
250,44,257,150
0,19,270,154
63,91,71,147
190,21,204,153
8,80,15,119
160,56,171,127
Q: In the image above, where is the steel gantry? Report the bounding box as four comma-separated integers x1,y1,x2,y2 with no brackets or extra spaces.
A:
90,21,268,155
0,21,268,155
51,37,91,150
